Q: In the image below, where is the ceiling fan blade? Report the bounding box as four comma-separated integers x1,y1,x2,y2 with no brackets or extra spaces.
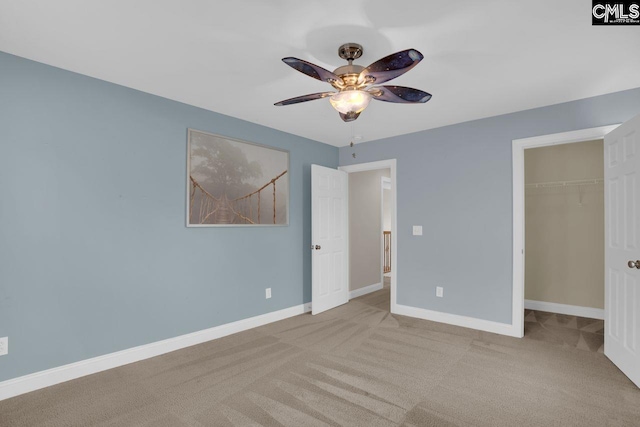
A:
359,49,424,85
339,111,361,122
282,57,343,84
274,91,335,106
369,86,432,104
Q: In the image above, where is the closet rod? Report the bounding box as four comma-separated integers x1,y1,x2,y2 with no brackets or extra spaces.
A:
525,178,603,189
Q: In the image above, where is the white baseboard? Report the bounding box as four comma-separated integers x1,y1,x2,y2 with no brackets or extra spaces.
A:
393,304,521,337
0,302,312,402
525,299,604,320
349,282,383,299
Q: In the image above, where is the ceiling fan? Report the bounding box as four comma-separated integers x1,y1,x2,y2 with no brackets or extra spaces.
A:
274,43,431,122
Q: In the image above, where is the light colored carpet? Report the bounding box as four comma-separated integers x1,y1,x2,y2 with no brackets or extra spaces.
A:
1,286,639,426
524,309,604,353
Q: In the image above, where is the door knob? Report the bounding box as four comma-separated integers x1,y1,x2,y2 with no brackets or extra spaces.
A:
628,260,640,269
315,245,321,250
310,245,321,250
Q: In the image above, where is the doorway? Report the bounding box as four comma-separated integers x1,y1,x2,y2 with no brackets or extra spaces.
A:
523,139,605,350
512,125,619,337
344,168,391,310
339,160,398,313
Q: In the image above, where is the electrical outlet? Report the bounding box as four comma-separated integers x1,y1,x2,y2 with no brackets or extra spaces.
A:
265,288,272,299
412,225,423,236
0,337,7,356
436,287,444,298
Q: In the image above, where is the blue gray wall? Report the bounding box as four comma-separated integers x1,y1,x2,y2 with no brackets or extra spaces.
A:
0,52,337,383
340,88,640,324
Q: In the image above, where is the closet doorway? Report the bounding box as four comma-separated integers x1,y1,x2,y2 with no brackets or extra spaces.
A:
523,139,605,351
512,125,617,338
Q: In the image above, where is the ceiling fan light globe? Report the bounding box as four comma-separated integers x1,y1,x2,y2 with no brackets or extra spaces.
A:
329,90,372,114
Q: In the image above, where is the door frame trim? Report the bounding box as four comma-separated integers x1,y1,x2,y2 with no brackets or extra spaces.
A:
381,176,392,287
340,159,398,313
512,125,619,337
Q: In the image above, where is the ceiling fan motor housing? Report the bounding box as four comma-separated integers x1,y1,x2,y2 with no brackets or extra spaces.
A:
333,64,365,87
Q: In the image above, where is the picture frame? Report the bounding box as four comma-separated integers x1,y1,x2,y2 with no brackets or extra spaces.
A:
186,129,289,227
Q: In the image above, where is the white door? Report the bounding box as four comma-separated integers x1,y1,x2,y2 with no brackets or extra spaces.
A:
605,114,640,387
311,164,349,315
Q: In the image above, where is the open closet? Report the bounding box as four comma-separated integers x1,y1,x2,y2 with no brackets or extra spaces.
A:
524,139,605,350
525,139,604,311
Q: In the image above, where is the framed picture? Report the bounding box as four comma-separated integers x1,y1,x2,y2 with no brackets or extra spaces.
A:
187,129,289,227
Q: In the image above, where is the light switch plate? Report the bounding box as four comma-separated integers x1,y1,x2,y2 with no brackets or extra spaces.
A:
265,288,272,299
0,337,7,356
436,287,444,298
412,226,423,236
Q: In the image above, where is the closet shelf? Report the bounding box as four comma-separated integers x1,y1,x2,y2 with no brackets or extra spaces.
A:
525,178,603,189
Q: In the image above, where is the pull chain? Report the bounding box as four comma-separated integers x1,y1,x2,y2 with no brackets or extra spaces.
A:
350,121,356,158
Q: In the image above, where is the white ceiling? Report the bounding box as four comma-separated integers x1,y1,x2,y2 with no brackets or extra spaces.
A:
1,1,639,147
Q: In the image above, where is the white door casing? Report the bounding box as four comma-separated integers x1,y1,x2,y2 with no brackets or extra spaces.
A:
381,176,391,285
311,164,349,315
605,114,640,388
